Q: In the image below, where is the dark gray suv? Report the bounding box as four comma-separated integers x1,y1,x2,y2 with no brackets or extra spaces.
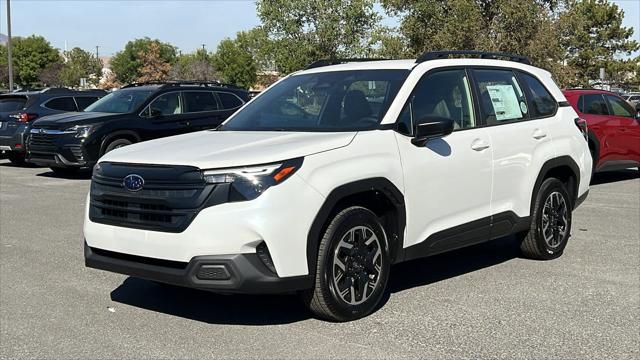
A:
0,88,106,164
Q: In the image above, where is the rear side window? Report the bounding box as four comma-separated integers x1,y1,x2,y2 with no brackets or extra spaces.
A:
217,92,244,110
518,73,557,117
0,96,27,111
605,95,634,117
74,96,100,111
473,69,528,125
183,91,218,113
44,97,77,111
579,94,609,115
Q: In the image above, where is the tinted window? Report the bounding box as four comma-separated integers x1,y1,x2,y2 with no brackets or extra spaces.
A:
473,69,528,124
0,96,27,111
84,89,153,113
74,96,100,111
144,92,182,117
184,91,218,112
45,97,77,111
606,95,634,117
217,92,243,109
398,69,476,135
519,73,556,117
223,70,409,131
580,94,609,115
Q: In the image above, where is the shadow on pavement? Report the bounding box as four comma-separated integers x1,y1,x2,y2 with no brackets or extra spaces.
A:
591,169,639,186
35,169,92,180
111,235,521,325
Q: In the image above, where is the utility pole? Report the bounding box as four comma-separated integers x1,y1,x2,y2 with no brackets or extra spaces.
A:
201,44,206,60
95,45,100,59
6,0,14,91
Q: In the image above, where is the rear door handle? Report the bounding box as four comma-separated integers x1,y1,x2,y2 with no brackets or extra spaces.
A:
533,129,547,139
470,139,491,151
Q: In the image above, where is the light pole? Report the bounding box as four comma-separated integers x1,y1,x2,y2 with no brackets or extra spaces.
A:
6,0,14,91
95,45,99,59
202,44,206,60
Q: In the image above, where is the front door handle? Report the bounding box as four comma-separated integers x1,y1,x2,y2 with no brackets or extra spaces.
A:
533,129,547,139
178,121,190,126
470,139,491,151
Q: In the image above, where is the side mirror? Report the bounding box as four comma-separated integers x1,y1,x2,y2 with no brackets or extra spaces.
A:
411,116,454,146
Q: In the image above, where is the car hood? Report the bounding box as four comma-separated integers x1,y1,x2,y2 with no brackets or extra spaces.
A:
101,130,357,169
32,112,121,127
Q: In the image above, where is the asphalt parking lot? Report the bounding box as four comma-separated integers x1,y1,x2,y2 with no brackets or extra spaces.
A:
0,160,638,359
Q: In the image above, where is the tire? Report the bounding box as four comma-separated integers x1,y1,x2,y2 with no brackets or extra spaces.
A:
104,138,132,154
50,167,79,176
519,178,572,260
7,152,26,165
301,206,391,322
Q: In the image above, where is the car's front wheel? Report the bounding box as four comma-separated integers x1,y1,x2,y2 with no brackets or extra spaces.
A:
301,206,390,321
519,177,572,260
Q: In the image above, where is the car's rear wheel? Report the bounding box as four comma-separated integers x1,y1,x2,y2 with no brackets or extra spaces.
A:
519,178,572,260
301,206,390,322
104,138,132,154
7,152,26,165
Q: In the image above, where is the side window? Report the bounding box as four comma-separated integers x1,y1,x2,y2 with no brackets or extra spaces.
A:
605,95,634,118
580,94,609,115
217,92,244,110
183,91,218,113
74,96,100,111
518,72,557,117
146,92,182,117
473,69,528,125
44,97,77,111
397,69,476,135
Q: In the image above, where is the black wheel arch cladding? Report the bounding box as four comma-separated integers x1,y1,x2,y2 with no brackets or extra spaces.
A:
306,177,405,277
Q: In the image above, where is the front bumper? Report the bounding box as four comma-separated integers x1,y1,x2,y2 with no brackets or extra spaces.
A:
85,242,312,294
27,130,92,168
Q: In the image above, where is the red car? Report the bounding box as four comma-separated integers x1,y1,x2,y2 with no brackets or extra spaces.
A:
563,89,640,173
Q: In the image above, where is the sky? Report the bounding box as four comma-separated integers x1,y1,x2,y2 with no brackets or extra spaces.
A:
0,0,638,57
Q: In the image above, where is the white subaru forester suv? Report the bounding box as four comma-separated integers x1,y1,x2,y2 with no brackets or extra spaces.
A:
84,51,591,321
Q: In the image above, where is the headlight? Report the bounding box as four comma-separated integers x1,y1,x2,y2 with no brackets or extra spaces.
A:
202,158,303,200
65,125,97,138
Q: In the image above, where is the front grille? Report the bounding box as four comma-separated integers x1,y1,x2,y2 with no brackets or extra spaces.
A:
89,162,228,232
28,133,58,153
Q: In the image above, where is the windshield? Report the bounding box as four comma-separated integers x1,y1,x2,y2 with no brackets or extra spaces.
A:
222,70,410,131
84,89,153,113
0,96,28,112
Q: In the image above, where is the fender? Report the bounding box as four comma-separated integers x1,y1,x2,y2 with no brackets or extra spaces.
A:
99,130,141,155
586,130,600,170
531,155,580,211
305,177,406,276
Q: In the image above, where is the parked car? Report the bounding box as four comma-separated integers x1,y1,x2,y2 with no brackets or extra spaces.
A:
84,51,591,321
0,88,106,164
563,89,640,173
27,81,249,175
623,93,640,107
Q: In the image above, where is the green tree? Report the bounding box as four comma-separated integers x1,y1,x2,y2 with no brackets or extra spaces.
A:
212,33,258,88
110,38,176,84
59,47,103,87
257,0,380,73
11,35,61,87
561,0,639,86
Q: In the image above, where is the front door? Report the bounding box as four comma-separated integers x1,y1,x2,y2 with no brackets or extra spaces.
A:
395,68,493,257
604,94,640,165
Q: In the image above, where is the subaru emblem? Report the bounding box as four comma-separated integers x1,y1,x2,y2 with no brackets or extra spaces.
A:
39,128,45,134
123,174,144,192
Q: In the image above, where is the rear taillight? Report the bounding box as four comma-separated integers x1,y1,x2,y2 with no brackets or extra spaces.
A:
10,113,38,123
574,117,587,139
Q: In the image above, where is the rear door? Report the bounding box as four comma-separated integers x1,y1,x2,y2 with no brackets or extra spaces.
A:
604,94,640,164
43,96,79,112
181,91,224,131
472,68,555,223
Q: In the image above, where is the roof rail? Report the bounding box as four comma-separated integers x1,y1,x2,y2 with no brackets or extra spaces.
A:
41,87,74,94
416,50,531,65
305,58,390,70
122,80,243,90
